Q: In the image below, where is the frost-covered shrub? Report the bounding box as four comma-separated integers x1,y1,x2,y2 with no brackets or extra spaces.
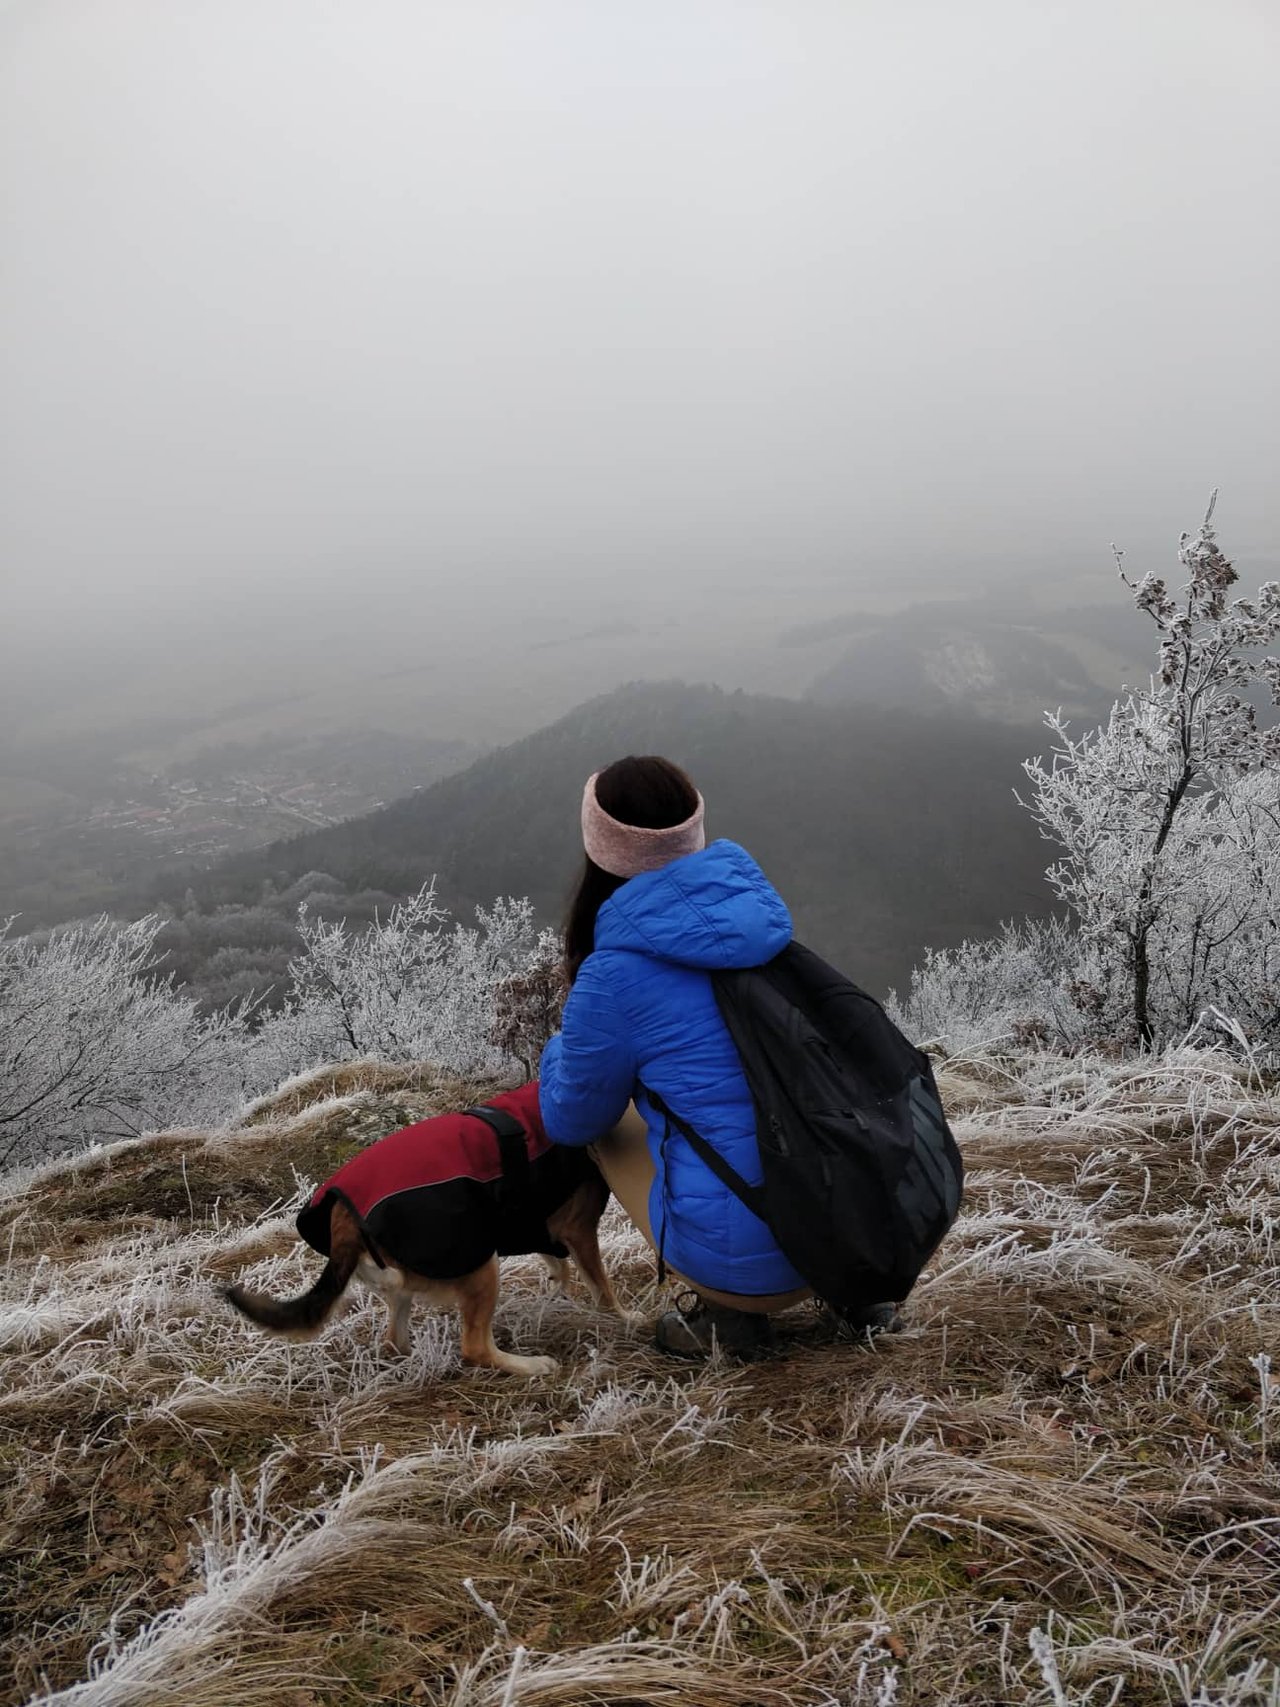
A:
888,916,1121,1054
489,953,568,1079
0,915,249,1168
245,882,559,1092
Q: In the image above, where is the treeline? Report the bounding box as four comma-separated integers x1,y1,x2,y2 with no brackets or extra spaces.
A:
153,875,405,1015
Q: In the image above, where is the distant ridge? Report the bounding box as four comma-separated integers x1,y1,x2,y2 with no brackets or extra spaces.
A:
168,681,1056,995
801,600,1150,727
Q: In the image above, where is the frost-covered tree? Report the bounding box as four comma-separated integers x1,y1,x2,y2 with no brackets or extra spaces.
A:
247,881,560,1089
1153,767,1280,1040
0,915,249,1168
1,882,563,1171
1020,497,1280,1048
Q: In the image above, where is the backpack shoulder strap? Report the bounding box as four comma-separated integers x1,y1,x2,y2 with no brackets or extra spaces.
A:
465,1104,531,1196
639,1084,767,1221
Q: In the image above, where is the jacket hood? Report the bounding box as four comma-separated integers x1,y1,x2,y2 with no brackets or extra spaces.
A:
592,839,792,970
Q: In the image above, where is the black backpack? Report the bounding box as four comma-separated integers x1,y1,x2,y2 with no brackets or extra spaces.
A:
643,940,963,1316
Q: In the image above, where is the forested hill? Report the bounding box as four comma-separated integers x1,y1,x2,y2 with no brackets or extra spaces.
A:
163,681,1056,997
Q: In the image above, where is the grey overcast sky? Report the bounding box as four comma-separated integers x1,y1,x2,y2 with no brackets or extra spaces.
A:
1,0,1278,740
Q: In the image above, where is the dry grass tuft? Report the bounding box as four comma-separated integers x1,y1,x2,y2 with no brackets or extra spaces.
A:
2,1049,1278,1704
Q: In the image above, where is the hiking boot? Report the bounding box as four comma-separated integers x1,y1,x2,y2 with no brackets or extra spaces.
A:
654,1291,772,1361
822,1300,906,1341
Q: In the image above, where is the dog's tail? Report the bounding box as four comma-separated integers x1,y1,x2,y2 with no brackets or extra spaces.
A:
223,1198,364,1339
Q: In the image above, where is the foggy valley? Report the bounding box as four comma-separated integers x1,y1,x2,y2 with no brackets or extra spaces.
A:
3,2,1276,973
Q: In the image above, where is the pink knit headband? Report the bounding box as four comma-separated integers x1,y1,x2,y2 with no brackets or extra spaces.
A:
581,772,706,878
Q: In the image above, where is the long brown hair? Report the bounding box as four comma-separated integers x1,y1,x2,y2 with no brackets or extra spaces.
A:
563,755,701,984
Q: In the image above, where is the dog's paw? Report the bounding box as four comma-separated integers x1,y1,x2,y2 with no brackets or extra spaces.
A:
617,1310,646,1331
468,1351,561,1378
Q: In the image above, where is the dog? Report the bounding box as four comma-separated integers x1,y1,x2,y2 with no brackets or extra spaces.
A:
223,1081,629,1375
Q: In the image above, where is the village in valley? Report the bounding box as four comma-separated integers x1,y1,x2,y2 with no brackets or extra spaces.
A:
77,765,350,861
0,729,475,925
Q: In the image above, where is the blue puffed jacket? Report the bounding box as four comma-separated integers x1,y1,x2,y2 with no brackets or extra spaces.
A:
538,839,807,1296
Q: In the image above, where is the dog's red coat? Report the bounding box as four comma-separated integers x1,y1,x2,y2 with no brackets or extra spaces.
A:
304,1081,548,1213
295,1082,567,1279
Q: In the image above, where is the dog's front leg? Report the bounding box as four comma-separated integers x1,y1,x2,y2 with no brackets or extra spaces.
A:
565,1227,643,1326
547,1189,641,1327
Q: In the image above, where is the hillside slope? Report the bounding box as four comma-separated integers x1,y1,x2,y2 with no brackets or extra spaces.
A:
165,681,1055,997
807,618,1107,725
2,1050,1278,1705
798,597,1152,728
